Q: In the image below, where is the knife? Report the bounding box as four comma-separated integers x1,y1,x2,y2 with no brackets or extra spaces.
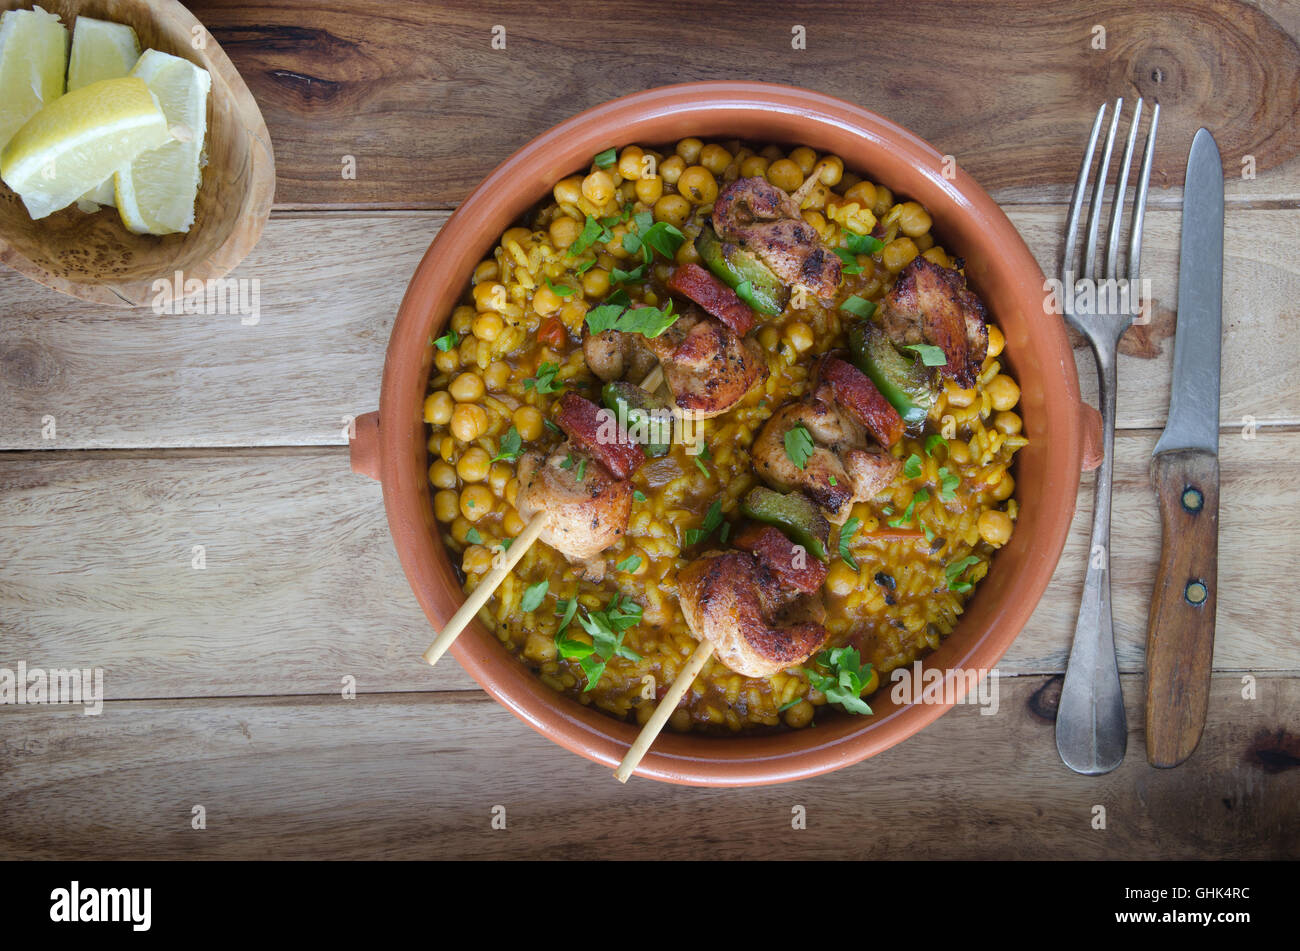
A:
1145,128,1224,768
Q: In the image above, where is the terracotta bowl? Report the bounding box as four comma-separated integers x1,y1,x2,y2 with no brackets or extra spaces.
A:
351,81,1101,786
0,0,274,306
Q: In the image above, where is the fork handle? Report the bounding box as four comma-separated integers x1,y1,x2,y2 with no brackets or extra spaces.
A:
1056,347,1127,774
1145,450,1219,767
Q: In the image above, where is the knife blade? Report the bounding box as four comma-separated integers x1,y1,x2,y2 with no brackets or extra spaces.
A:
1145,128,1223,768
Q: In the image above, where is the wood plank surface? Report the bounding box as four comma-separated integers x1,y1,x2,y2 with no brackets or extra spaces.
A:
1,675,1294,859
183,0,1300,208
2,207,1297,451
0,431,1295,702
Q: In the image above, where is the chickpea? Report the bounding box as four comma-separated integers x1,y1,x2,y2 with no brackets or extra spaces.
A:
913,232,934,252
553,175,584,205
992,472,1016,502
460,485,494,522
766,158,803,192
581,170,615,205
502,507,526,536
549,214,582,250
617,145,644,180
946,383,976,408
897,201,932,238
450,305,476,333
422,391,453,425
801,209,826,233
993,411,1023,435
785,321,814,353
653,194,691,228
659,154,685,186
814,155,844,186
740,155,769,179
559,300,588,332
433,489,459,522
434,346,459,374
978,509,1014,547
523,630,557,663
788,146,817,175
677,165,718,204
948,439,972,465
881,236,919,273
502,226,531,249
456,446,490,483
472,282,505,312
922,247,950,268
826,560,858,597
758,325,780,352
449,403,486,442
675,137,703,164
783,699,814,729
581,267,611,300
669,708,692,733
428,459,457,490
760,144,784,162
450,516,473,545
844,180,878,210
513,405,544,441
484,360,511,391
699,143,733,175
472,312,503,342
462,544,494,575
472,259,499,284
987,374,1021,412
448,372,485,403
987,324,1006,358
872,185,894,216
439,436,456,464
505,476,520,508
634,175,663,204
531,284,561,316
488,462,512,497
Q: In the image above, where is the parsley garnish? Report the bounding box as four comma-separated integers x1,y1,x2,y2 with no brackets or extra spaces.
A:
434,329,459,351
832,246,864,274
805,647,875,715
784,423,814,470
945,555,981,593
525,361,563,395
521,580,549,612
640,221,685,260
616,554,642,573
888,488,929,528
559,451,576,470
693,443,712,478
839,516,861,571
845,230,885,255
554,593,643,691
611,262,646,285
684,500,723,547
593,147,617,168
546,278,575,298
567,215,611,258
465,527,482,544
839,295,877,318
576,457,587,482
938,467,960,501
585,298,679,338
633,489,647,503
904,343,947,366
491,425,522,463
903,452,923,479
925,434,948,456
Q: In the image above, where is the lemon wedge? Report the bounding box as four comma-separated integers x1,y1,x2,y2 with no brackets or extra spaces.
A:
0,5,69,152
114,50,210,235
68,16,142,207
0,76,170,220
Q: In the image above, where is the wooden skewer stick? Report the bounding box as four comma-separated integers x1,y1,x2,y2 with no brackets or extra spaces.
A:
422,364,668,668
614,639,714,783
422,511,547,666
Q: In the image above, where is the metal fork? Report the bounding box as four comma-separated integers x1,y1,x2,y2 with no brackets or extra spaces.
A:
1056,98,1159,775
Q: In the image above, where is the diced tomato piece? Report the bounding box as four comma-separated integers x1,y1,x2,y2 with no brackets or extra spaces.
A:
734,523,829,595
554,392,644,480
537,316,567,350
819,355,905,448
667,263,756,336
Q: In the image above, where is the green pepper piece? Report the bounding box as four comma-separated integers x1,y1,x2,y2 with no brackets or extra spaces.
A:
694,226,788,316
848,320,936,430
601,380,672,457
740,486,830,562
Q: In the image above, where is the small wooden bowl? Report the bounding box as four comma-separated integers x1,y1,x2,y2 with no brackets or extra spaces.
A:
0,0,274,306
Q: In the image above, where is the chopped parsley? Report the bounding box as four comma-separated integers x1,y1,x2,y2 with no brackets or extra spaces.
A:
904,343,947,366
554,593,643,691
693,443,712,478
778,697,805,712
465,527,482,545
938,467,960,501
632,489,647,503
839,295,877,318
784,423,814,470
845,230,886,255
490,425,522,463
903,452,923,479
524,361,564,395
521,580,549,612
925,433,948,456
576,457,587,482
611,262,646,285
593,147,617,168
433,329,459,352
567,215,611,258
805,647,875,715
684,500,723,547
832,246,864,274
888,488,929,528
585,298,679,338
945,555,981,593
616,554,642,573
546,278,575,297
838,516,861,571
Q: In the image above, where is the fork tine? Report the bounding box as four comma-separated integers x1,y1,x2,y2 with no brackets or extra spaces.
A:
1104,98,1143,280
1062,103,1107,285
1127,101,1160,283
1083,98,1123,278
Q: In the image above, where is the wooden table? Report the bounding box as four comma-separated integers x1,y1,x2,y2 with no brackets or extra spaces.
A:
2,0,1297,860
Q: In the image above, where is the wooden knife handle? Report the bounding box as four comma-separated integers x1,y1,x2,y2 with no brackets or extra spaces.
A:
1145,449,1219,767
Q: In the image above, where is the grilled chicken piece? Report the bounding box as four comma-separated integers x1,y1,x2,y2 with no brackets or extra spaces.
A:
640,308,768,419
515,443,632,577
712,176,842,303
583,329,657,384
876,256,989,388
752,396,902,524
679,550,829,678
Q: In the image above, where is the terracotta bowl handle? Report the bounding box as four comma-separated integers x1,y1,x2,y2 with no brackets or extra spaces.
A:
1078,401,1103,472
350,410,381,481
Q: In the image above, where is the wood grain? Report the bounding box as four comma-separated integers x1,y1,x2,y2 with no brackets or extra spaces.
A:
0,431,1295,702
1,206,1297,450
0,674,1294,859
1145,450,1220,767
181,0,1300,209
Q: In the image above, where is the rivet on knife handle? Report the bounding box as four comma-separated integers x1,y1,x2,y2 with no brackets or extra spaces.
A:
1145,451,1219,766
